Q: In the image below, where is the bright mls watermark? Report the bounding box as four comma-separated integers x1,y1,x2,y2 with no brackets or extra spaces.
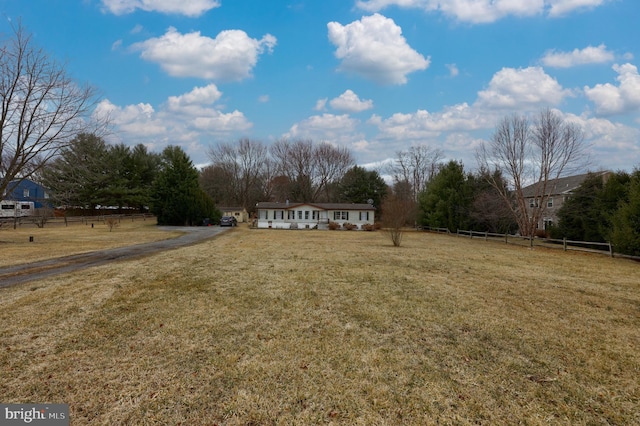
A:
1,404,68,425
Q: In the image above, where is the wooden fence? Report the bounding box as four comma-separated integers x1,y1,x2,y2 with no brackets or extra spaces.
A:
0,213,154,229
422,227,626,259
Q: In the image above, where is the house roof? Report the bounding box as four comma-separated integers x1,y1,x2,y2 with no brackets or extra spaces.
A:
256,202,375,211
521,171,608,198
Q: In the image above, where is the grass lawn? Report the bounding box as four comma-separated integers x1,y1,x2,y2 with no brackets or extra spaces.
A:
1,225,638,424
0,217,181,267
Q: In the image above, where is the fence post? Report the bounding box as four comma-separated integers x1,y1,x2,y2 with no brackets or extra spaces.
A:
609,242,614,258
485,231,488,241
563,237,567,251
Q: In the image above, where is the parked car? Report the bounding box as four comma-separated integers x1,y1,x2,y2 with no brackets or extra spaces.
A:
220,216,237,227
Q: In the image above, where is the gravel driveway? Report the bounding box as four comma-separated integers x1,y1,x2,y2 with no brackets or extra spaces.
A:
0,226,232,288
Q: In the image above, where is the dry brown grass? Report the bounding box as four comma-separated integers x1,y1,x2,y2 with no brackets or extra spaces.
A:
0,217,181,267
1,226,638,425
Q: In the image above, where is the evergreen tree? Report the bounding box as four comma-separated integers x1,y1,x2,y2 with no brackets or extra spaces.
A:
551,171,631,242
42,133,110,209
43,135,160,212
338,166,387,208
418,160,472,231
151,146,220,226
611,170,640,256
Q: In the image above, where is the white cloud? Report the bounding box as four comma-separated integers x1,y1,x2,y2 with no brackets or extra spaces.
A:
101,0,220,16
92,84,251,161
369,103,493,141
355,0,608,23
258,95,270,103
547,0,607,17
561,112,640,170
541,44,614,68
285,113,358,139
284,114,371,154
314,98,328,111
327,14,430,85
167,84,222,108
329,90,374,113
476,66,572,109
584,63,640,115
132,27,277,81
446,63,459,77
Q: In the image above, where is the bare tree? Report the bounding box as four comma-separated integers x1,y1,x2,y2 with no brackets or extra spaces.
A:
206,138,269,209
389,144,443,202
0,23,102,197
381,192,415,247
271,139,315,201
269,139,354,202
477,108,587,238
314,142,353,201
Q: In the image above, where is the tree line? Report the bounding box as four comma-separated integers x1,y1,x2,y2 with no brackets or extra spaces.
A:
3,24,638,253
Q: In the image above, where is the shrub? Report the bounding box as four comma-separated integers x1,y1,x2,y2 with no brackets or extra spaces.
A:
534,229,548,239
362,223,375,231
343,223,357,230
105,216,119,232
328,221,341,230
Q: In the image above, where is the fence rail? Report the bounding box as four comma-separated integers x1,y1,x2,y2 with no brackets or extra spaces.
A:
421,227,623,259
1,213,154,229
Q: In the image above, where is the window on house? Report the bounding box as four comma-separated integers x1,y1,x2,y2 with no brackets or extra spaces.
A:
304,211,309,220
23,189,30,197
274,210,283,220
333,211,348,220
21,204,30,210
288,210,295,220
298,211,302,219
2,204,15,210
359,211,369,221
529,199,539,208
312,211,319,220
547,198,554,208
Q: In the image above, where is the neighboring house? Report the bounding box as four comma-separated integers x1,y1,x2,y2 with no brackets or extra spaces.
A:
1,178,51,209
218,206,249,223
521,171,609,231
255,202,375,230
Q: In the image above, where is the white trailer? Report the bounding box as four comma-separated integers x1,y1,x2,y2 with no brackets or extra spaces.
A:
0,200,35,218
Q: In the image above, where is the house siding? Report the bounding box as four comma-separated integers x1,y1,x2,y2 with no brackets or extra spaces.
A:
522,172,609,230
255,202,374,230
1,179,50,209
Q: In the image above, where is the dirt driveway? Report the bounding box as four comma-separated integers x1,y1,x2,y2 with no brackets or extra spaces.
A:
0,226,232,288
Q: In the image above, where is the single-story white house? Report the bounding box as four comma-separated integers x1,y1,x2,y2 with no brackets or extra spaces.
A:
255,202,375,230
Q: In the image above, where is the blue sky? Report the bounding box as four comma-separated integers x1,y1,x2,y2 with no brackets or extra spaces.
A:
2,0,639,172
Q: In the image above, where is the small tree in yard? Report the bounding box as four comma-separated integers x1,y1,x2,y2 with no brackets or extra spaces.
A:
381,192,414,247
105,216,119,232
